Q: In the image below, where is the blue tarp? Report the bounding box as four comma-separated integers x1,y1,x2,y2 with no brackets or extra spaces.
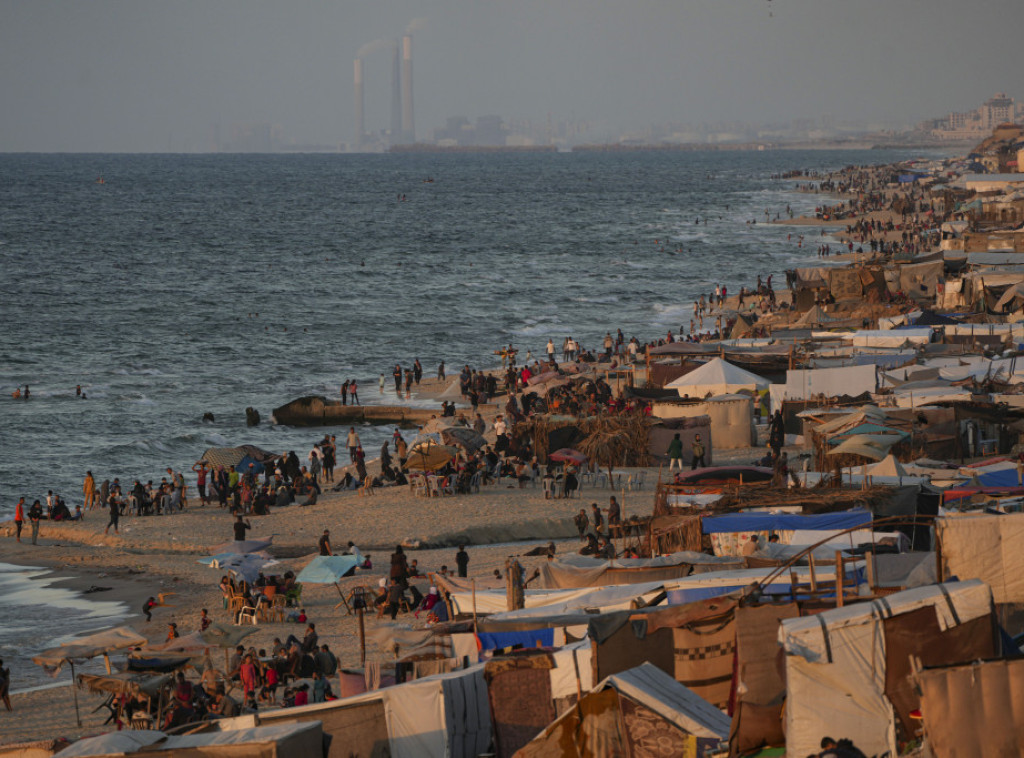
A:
237,455,266,474
476,629,554,651
296,555,359,583
667,568,866,604
701,509,871,534
977,469,1021,488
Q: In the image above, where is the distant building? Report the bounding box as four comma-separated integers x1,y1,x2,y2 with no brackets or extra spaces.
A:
924,93,1022,141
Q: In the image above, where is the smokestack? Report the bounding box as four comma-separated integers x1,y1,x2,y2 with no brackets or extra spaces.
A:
401,34,414,142
353,58,364,147
390,41,402,141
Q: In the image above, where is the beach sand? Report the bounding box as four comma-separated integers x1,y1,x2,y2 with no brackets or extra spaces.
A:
0,464,676,745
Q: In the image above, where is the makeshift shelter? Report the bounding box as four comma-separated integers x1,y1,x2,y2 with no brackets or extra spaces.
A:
55,723,323,758
665,358,769,398
540,553,704,589
242,664,491,758
827,433,901,461
866,454,909,479
936,512,1024,603
779,580,996,758
702,509,872,557
515,663,731,758
915,658,1024,756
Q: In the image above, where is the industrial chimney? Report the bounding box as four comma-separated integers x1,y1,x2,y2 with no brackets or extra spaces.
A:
390,41,402,142
353,58,364,148
401,34,415,143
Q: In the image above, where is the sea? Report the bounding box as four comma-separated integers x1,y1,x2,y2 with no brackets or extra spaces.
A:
0,148,925,688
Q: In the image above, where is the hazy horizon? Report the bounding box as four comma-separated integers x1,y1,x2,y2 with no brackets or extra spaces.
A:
1,0,1021,152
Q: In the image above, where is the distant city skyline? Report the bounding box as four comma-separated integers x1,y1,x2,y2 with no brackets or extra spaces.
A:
1,0,1021,152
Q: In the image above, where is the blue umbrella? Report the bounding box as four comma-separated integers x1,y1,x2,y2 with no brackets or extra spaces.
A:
296,555,361,612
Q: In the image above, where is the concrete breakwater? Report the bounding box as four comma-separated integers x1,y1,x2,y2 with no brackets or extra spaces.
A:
271,395,443,427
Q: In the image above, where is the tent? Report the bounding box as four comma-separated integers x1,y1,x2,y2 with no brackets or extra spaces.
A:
936,512,1024,603
664,358,769,398
539,552,725,589
516,663,731,757
915,658,1024,756
56,723,323,758
779,580,994,758
239,664,491,758
867,454,909,478
201,445,279,471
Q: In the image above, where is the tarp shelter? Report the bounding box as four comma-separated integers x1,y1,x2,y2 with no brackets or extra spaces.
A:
867,454,909,478
651,395,754,450
665,358,769,398
783,364,877,401
702,510,871,556
915,658,1024,756
55,723,323,758
243,664,491,758
540,552,710,589
779,580,994,758
828,433,902,461
515,663,731,758
936,512,1024,603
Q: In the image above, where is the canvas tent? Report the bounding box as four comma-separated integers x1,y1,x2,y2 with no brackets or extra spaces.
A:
936,512,1024,603
779,580,995,758
242,664,491,758
55,723,323,758
915,658,1024,756
664,358,769,398
515,663,731,758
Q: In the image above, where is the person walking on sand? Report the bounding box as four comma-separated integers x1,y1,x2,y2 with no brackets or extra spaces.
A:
13,497,25,543
28,500,43,545
104,496,119,536
455,545,469,578
667,433,683,470
83,471,95,510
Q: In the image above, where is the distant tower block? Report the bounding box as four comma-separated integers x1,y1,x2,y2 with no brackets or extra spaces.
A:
390,41,402,140
353,58,365,146
401,34,415,142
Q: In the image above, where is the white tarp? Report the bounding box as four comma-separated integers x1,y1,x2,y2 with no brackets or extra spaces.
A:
937,513,1024,604
665,357,769,398
57,723,322,758
468,580,669,619
784,364,877,400
779,580,992,758
848,329,933,348
548,640,595,700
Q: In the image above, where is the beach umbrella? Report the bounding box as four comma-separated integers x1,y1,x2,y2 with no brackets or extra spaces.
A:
420,417,458,435
549,448,587,465
579,429,633,485
442,426,487,453
33,626,148,726
405,441,458,471
197,622,258,674
296,555,360,611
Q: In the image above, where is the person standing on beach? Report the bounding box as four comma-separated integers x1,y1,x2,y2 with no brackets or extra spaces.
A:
233,514,252,542
393,364,402,395
192,462,209,505
413,359,422,385
340,380,349,406
455,545,469,578
83,471,95,510
347,428,360,464
379,373,386,394
349,379,359,405
13,497,25,543
404,368,414,397
28,500,43,544
318,529,333,556
437,361,445,380
0,658,12,712
691,434,707,469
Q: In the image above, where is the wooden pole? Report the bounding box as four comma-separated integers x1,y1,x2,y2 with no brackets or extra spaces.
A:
358,607,366,665
835,550,845,607
70,660,82,727
472,578,478,634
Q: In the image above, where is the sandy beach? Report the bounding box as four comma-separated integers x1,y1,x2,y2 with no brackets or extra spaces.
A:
0,461,673,745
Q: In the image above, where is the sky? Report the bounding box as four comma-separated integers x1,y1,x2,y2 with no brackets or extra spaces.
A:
1,0,1021,152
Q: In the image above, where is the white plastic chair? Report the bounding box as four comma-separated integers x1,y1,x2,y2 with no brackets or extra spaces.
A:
238,605,259,625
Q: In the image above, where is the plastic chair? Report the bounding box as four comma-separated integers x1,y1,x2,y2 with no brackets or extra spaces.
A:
238,605,259,625
426,475,441,498
634,471,646,490
469,471,482,494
